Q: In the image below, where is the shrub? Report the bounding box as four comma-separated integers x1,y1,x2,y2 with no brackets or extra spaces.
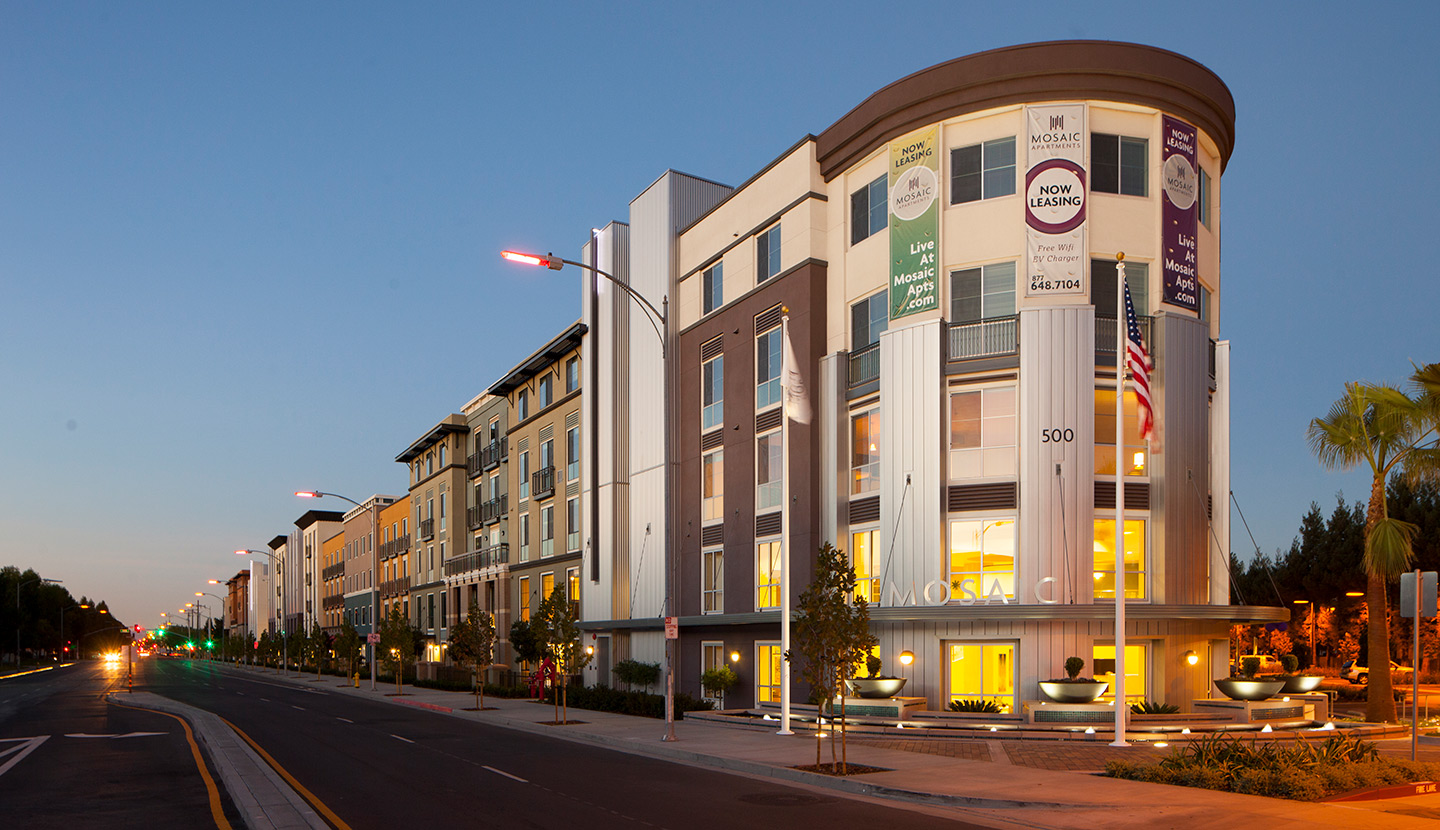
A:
1281,654,1300,674
1240,656,1260,678
948,699,1002,713
1064,656,1085,680
541,682,713,719
1130,700,1180,714
612,659,662,691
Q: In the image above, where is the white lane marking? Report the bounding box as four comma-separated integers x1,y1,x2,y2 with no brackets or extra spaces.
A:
0,737,49,778
482,765,528,783
64,732,166,739
291,706,306,711
336,717,354,724
259,698,270,702
390,734,414,744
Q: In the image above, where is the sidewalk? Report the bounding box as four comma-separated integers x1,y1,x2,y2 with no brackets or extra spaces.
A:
194,663,1440,829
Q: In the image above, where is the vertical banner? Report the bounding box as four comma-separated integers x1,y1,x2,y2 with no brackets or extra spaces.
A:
1161,115,1199,311
889,126,939,320
1025,104,1087,297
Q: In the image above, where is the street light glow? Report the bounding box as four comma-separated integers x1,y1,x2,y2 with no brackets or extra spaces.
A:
501,250,563,270
295,491,320,498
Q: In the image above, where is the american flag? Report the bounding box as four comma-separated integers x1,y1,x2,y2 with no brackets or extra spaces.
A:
1124,280,1154,441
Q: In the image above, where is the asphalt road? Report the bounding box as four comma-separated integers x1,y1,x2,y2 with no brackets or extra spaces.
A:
0,660,238,830
146,658,990,830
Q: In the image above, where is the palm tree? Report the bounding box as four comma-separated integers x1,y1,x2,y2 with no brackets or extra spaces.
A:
1307,367,1438,723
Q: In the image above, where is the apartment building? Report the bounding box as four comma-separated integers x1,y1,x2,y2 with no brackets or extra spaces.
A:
320,528,344,635
491,322,587,648
455,392,512,665
224,569,250,641
294,511,343,636
578,42,1284,710
396,414,469,661
378,495,411,623
338,495,399,638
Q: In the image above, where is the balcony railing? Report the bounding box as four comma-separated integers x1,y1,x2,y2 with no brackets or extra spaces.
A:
482,543,510,567
381,576,410,599
482,494,508,524
466,505,483,531
1208,338,1217,380
480,438,508,472
948,315,1019,361
532,466,556,501
418,518,435,540
445,550,484,577
1096,314,1152,361
322,594,344,611
380,534,410,560
848,342,879,387
467,452,483,479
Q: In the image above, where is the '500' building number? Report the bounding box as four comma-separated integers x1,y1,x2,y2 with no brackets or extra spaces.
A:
1040,428,1074,443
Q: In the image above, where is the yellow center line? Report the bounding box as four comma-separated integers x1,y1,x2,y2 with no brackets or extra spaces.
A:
109,699,233,830
217,714,353,830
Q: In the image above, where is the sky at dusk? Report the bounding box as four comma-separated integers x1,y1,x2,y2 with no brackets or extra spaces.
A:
3,2,1436,626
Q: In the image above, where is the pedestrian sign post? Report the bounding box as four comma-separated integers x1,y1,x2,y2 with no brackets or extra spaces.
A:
664,617,678,640
367,633,381,644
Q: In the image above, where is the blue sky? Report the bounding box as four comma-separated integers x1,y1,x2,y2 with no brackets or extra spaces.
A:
3,2,1436,625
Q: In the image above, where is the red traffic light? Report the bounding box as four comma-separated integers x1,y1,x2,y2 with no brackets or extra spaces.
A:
133,624,144,634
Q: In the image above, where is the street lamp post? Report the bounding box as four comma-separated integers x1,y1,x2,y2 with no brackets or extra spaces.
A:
238,549,288,674
502,249,678,742
15,577,62,669
296,491,379,691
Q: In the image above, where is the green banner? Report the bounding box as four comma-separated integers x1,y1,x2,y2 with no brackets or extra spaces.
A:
890,126,940,320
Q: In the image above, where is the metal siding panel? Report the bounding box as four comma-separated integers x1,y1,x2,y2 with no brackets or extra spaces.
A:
1210,342,1231,605
878,320,943,609
1157,313,1211,605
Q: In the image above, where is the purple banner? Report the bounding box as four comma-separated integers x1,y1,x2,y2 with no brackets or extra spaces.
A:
1160,115,1198,311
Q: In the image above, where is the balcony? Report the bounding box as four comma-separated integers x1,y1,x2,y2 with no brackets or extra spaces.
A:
418,518,435,540
848,342,879,387
322,594,344,611
467,452,483,479
532,466,556,501
322,563,344,581
380,534,410,560
948,315,1019,361
481,543,510,567
466,505,483,531
381,576,411,599
445,550,484,578
1096,315,1152,362
480,437,508,472
482,494,508,524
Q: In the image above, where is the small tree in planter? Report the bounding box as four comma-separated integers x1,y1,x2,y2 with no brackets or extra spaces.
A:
613,659,662,692
308,622,329,680
334,620,361,684
701,664,739,707
785,542,878,774
1038,656,1108,704
510,617,548,695
537,585,592,724
449,604,498,711
379,606,417,695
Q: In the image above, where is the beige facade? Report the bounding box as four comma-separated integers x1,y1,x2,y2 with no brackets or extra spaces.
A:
396,414,469,659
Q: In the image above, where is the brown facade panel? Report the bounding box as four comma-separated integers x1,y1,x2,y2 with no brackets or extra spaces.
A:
947,482,1019,512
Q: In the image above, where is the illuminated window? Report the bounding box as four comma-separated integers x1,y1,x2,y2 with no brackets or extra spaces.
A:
850,529,878,604
1093,518,1147,600
702,548,723,614
851,410,880,495
702,450,724,522
757,642,782,703
1094,388,1148,476
1093,643,1147,703
947,642,1015,713
518,576,531,621
756,541,782,610
948,519,1015,600
949,387,1016,478
541,572,555,604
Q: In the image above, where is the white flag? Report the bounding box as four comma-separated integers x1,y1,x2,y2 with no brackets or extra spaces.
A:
782,321,811,424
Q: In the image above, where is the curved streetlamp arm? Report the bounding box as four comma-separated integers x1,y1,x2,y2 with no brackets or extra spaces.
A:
503,252,666,355
296,491,363,508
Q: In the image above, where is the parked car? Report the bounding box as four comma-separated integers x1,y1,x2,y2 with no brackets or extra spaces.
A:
1230,654,1283,674
1342,659,1414,684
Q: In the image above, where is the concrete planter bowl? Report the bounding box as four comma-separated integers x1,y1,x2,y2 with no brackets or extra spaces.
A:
846,677,908,698
1038,680,1109,703
1279,675,1324,694
1214,678,1286,701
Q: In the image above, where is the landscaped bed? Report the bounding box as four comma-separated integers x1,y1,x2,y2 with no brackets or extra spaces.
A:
1105,732,1440,801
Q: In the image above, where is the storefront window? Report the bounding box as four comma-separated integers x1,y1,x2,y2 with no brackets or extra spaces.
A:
1093,518,1147,600
1092,643,1147,703
947,642,1015,713
948,519,1015,600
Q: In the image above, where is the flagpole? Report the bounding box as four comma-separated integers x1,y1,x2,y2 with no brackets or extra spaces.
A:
1111,255,1129,748
778,308,794,736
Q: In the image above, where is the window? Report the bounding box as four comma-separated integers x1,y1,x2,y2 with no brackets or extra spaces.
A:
757,642,782,703
519,576,531,621
851,291,888,351
540,439,554,474
1093,518,1147,600
438,444,446,468
566,497,580,552
756,432,781,510
518,451,530,500
948,519,1016,601
489,473,499,500
702,449,724,522
851,409,880,495
1198,167,1212,229
439,492,446,531
565,357,579,393
755,327,781,409
702,642,726,700
517,389,529,421
756,224,781,283
851,175,887,244
1093,643,1147,703
702,354,724,430
538,374,553,409
489,418,500,442
1198,285,1211,323
949,262,1016,324
541,572,555,604
947,642,1016,713
702,548,723,614
851,528,878,604
1091,259,1149,318
427,594,435,631
566,426,580,481
519,513,530,562
1094,388,1148,476
702,262,723,314
567,567,579,604
426,453,434,476
756,541,782,609
540,505,554,558
949,386,1016,478
950,137,1016,204
1092,133,1148,197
